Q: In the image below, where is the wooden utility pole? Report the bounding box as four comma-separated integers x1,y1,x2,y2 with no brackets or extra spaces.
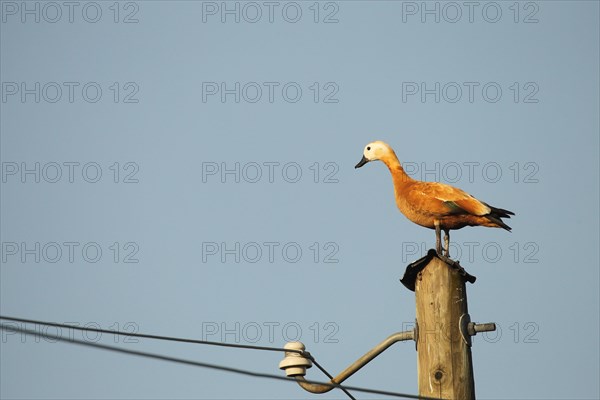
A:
415,256,474,400
401,250,492,400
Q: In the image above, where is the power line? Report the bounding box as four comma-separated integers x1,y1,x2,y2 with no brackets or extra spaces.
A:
0,315,300,354
0,315,357,400
0,317,438,400
0,316,358,397
0,315,353,400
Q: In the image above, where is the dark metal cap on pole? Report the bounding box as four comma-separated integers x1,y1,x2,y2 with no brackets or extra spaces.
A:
400,249,476,292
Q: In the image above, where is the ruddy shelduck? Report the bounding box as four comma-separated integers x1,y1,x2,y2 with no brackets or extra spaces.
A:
355,141,514,256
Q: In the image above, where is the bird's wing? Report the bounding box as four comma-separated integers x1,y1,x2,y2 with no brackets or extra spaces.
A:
408,182,491,216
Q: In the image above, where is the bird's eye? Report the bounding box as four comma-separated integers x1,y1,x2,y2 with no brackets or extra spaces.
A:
367,146,371,151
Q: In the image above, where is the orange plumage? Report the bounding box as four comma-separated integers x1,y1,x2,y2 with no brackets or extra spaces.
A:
355,141,514,256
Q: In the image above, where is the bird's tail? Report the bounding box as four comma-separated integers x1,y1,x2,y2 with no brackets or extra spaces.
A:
486,205,515,231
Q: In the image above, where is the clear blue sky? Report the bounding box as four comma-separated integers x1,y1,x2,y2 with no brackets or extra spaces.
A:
1,1,599,399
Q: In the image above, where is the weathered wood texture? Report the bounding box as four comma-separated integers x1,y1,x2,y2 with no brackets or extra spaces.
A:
415,257,475,400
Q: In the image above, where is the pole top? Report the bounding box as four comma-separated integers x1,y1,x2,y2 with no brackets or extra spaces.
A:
400,249,476,291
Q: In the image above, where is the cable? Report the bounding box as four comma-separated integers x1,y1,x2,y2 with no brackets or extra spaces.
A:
1,316,357,400
0,315,300,354
0,315,355,399
0,318,439,400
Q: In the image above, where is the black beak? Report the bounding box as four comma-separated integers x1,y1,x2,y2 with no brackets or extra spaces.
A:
355,155,369,169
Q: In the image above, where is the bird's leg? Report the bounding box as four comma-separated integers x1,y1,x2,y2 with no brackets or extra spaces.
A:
443,229,450,257
435,222,442,254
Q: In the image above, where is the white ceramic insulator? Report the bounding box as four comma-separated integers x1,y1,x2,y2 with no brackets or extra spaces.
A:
278,341,312,377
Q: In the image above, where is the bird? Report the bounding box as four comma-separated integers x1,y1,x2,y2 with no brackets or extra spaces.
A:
355,141,514,257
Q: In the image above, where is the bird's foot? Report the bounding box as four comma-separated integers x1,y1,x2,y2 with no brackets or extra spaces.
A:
438,252,457,266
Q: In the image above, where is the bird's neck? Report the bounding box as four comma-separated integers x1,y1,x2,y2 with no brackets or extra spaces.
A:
381,154,414,190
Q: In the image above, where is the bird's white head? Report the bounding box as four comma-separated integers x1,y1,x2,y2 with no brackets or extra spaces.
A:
355,141,394,169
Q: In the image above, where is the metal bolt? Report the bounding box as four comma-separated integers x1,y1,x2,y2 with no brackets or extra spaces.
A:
467,322,496,336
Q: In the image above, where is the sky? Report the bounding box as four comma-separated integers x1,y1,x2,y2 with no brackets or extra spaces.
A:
0,1,599,399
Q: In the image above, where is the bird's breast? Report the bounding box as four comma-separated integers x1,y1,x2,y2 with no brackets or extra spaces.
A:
394,195,436,229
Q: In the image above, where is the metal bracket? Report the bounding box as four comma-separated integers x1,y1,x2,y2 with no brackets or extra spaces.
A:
459,313,472,346
414,319,419,351
280,328,416,394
